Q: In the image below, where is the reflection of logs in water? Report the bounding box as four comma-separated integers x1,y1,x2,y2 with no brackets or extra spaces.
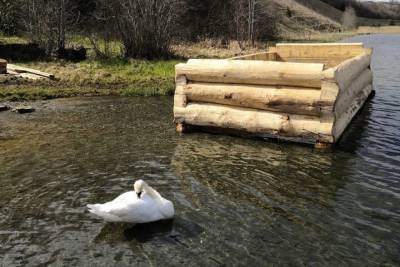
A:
171,136,352,221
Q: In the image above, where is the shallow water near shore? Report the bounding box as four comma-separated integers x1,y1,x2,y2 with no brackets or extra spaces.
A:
1,34,400,266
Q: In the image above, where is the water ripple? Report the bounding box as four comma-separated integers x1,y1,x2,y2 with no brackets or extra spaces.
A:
0,35,400,266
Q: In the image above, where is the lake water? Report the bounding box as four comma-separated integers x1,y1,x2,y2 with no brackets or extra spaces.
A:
0,34,399,266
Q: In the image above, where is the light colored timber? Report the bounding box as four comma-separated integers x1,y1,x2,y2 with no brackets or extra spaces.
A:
182,82,327,116
178,59,324,88
333,84,372,140
174,75,188,108
174,103,334,142
319,81,339,115
334,69,373,117
18,73,46,80
6,64,54,79
280,57,351,69
323,53,371,91
229,52,277,61
276,43,368,60
6,69,19,75
173,43,373,145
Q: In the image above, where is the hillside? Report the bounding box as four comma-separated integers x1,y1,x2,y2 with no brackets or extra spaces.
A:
267,0,341,36
362,1,400,19
272,0,400,38
319,0,400,20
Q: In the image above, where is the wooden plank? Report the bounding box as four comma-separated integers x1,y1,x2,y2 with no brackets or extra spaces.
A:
229,52,277,61
276,43,367,60
177,59,324,88
333,85,372,141
6,69,19,75
323,53,371,91
174,103,334,142
7,64,54,79
334,69,373,117
182,82,327,116
279,57,349,68
18,73,46,80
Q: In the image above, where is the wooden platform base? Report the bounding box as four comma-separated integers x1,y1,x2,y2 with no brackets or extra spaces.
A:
175,89,375,149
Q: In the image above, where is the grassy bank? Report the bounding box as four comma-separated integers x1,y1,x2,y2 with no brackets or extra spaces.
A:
0,59,180,101
0,27,390,102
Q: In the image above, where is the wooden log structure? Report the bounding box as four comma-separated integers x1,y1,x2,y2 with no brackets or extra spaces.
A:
173,43,374,146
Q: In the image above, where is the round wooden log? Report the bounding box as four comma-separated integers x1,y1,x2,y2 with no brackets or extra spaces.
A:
323,53,371,91
334,68,373,117
174,103,334,142
333,84,372,140
182,82,326,116
174,74,188,108
176,59,324,88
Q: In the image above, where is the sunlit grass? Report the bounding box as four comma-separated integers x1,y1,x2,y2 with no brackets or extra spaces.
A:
0,58,180,101
0,34,28,44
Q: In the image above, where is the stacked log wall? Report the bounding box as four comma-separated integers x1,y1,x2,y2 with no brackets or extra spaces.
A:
174,43,373,145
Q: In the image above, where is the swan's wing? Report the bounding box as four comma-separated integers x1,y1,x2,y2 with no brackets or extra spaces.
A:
87,192,136,221
159,199,175,219
109,191,136,204
107,196,162,223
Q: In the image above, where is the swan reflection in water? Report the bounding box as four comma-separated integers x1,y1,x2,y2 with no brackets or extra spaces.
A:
94,217,203,244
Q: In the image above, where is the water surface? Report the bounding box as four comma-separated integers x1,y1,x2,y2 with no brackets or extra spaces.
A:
1,34,400,266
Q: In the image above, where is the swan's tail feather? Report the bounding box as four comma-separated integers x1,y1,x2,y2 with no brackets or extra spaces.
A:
86,204,121,222
87,204,99,212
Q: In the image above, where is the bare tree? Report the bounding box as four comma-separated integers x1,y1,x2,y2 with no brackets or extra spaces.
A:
22,0,81,55
342,6,357,30
93,0,181,59
232,0,247,49
232,0,278,48
0,0,24,35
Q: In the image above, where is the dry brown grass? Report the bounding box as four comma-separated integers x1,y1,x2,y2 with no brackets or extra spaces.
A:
358,26,400,34
280,30,357,43
172,39,268,59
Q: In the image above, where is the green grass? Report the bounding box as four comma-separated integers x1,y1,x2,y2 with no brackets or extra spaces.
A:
0,58,180,101
0,34,28,44
0,33,182,101
0,28,365,102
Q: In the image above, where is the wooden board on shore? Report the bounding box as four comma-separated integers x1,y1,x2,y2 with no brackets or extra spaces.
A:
7,64,54,79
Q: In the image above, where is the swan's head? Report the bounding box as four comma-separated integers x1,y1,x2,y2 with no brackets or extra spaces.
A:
134,179,147,199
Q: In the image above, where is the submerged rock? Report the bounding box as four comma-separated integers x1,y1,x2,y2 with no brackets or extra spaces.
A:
12,105,35,114
0,104,10,112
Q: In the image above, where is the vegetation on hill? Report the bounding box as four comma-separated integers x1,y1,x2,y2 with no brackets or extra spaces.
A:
0,0,398,101
319,0,400,20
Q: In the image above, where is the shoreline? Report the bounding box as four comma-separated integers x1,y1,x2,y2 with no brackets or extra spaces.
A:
1,28,399,102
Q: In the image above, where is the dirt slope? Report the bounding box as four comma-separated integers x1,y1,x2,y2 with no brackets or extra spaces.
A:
267,0,342,38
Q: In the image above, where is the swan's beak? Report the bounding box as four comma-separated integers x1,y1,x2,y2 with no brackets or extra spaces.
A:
136,191,142,199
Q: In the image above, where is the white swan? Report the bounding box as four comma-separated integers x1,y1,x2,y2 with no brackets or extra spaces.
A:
87,180,174,223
